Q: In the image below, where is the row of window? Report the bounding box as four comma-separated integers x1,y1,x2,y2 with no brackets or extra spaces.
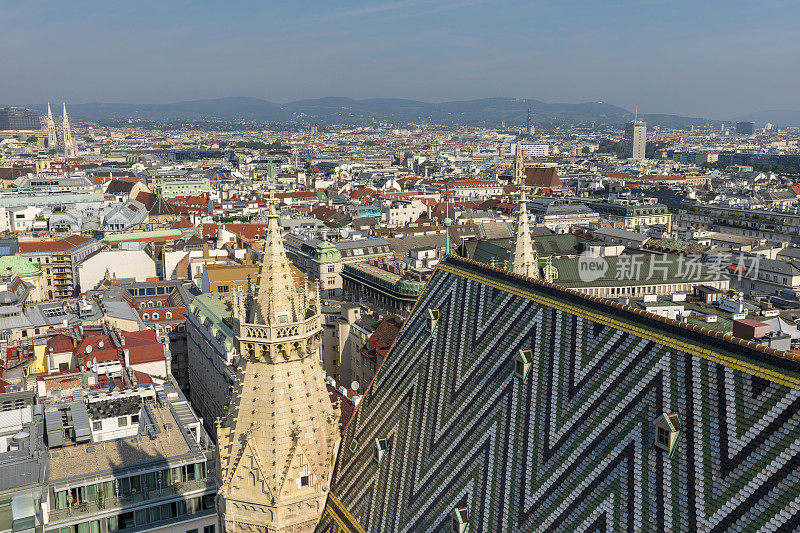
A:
53,463,206,511
141,311,172,321
58,496,215,533
92,413,139,431
139,300,166,309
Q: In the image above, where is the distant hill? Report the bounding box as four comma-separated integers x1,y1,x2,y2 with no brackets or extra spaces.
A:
11,97,725,128
732,110,800,128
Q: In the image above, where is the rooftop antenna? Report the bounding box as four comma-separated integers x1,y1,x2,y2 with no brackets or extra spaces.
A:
634,105,638,122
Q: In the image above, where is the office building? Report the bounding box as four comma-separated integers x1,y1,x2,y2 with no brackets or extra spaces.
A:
623,120,647,160
736,121,755,135
0,108,41,131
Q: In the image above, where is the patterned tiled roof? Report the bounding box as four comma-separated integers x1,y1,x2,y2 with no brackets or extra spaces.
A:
318,256,800,531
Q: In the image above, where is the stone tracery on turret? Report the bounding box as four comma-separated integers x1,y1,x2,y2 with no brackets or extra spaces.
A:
216,178,339,533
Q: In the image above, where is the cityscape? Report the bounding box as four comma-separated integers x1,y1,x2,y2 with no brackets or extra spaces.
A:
2,1,800,532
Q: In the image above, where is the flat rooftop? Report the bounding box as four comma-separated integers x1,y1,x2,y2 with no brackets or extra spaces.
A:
48,402,198,485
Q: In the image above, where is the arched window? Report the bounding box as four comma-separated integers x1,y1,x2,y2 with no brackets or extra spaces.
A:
152,312,159,320
165,312,172,320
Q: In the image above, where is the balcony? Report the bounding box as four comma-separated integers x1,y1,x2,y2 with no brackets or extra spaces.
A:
48,479,216,523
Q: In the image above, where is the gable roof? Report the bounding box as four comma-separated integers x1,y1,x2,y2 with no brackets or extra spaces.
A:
320,255,800,531
525,167,562,188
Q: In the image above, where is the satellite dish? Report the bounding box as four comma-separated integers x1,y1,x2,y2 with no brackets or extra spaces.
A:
86,345,92,354
351,381,360,392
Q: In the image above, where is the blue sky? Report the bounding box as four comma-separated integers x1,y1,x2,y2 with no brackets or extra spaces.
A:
2,0,798,118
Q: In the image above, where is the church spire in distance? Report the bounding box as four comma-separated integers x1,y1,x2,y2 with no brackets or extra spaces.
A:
510,139,539,279
61,102,76,157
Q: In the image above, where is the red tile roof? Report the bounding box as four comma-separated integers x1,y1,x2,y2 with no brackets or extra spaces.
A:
224,223,270,240
171,218,194,229
121,330,165,365
18,234,91,254
524,167,562,188
47,334,73,354
360,316,403,363
350,188,376,199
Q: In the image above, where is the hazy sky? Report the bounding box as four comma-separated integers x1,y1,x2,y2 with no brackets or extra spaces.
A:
2,0,798,118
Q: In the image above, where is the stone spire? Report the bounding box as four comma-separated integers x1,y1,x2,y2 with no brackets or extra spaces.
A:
510,140,539,279
61,103,76,158
43,103,58,151
217,176,339,533
247,180,307,324
513,139,525,184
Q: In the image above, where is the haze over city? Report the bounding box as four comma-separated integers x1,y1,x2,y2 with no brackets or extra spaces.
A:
2,2,800,532
3,0,799,118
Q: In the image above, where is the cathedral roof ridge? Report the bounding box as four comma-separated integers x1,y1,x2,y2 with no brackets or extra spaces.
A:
441,255,800,387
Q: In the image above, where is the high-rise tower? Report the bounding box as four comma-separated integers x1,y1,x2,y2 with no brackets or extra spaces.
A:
526,108,534,136
61,103,76,157
510,140,538,278
43,103,58,150
512,139,524,183
216,180,339,533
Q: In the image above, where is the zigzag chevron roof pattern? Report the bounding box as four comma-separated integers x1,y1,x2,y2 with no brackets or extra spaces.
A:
317,257,800,532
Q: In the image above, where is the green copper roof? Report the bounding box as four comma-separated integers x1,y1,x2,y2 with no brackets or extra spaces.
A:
188,292,236,351
103,229,185,242
0,255,42,276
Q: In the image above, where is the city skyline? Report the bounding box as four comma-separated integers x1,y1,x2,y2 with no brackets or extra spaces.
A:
2,0,799,119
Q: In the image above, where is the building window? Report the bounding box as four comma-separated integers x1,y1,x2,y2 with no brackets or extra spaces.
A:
92,421,102,431
373,438,389,465
327,265,335,273
203,527,215,533
166,312,172,319
152,312,159,320
217,285,229,293
657,426,669,446
118,417,128,427
300,475,310,487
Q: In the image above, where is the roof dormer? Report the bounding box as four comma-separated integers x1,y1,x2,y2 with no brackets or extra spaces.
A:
654,412,682,458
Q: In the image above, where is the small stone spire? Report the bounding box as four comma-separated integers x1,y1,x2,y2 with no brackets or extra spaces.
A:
510,140,539,279
61,103,76,158
44,103,58,150
248,177,307,324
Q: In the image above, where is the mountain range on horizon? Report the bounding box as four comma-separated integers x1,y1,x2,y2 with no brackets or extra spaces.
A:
7,97,800,128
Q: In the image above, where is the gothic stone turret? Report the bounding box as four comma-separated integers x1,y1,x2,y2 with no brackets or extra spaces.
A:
216,203,340,533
